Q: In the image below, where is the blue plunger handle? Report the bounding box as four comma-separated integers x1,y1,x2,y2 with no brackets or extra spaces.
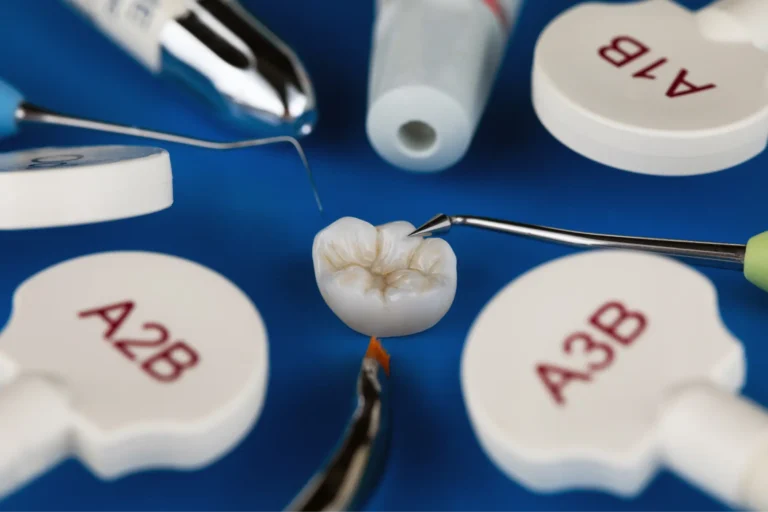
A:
0,79,23,138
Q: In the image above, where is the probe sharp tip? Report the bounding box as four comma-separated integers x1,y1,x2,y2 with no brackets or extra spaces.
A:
409,214,453,237
285,136,324,214
309,178,323,213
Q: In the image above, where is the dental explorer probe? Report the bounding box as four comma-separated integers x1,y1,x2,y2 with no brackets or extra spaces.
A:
0,79,322,212
409,214,768,292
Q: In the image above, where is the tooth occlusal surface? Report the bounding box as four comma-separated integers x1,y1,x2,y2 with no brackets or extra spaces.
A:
313,217,458,337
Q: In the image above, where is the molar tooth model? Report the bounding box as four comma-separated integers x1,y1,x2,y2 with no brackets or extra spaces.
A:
313,217,457,337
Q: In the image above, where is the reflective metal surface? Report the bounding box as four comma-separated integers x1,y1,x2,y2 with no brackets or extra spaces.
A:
410,214,747,269
286,357,391,511
17,102,322,212
160,0,317,137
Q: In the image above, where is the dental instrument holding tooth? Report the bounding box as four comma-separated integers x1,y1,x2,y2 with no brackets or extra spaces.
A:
287,337,391,512
410,213,768,292
0,78,322,211
63,0,317,138
366,0,524,172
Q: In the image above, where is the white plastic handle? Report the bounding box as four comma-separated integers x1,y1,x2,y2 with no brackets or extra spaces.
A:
659,384,768,509
0,377,72,498
697,0,768,51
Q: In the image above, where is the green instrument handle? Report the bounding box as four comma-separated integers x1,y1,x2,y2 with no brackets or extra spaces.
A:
744,231,768,291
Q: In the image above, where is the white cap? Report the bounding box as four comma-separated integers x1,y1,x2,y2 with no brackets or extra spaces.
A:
0,145,173,230
366,0,515,172
532,0,768,176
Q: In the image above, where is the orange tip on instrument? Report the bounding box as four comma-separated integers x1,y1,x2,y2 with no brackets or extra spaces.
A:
366,337,390,376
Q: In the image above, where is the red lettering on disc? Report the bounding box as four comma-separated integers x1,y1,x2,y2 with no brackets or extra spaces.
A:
633,58,667,80
141,341,200,383
114,322,170,361
563,332,615,372
598,36,650,68
78,301,135,339
536,363,591,406
666,69,716,98
590,302,647,346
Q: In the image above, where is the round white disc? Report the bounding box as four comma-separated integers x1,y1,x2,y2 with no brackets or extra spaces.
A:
532,0,768,175
0,251,268,478
0,145,173,229
461,250,744,496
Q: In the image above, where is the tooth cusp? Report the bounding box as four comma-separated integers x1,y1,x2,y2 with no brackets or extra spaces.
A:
313,217,458,337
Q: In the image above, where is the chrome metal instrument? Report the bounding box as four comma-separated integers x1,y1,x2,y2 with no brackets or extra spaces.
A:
1,78,322,211
64,0,317,137
409,214,746,269
286,339,391,511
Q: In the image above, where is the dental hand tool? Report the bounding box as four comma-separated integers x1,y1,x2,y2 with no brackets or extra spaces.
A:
0,251,268,500
410,213,768,292
63,0,317,138
533,0,768,175
461,249,768,509
366,0,524,172
287,337,391,512
0,79,322,211
0,146,172,230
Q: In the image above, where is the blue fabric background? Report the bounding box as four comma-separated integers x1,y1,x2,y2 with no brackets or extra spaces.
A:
0,0,763,509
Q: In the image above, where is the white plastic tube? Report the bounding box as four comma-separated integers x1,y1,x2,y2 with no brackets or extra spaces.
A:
0,377,72,500
697,0,768,51
63,0,186,70
366,0,522,172
659,384,768,510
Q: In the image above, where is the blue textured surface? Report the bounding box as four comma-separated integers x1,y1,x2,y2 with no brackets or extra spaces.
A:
0,78,22,138
0,0,764,510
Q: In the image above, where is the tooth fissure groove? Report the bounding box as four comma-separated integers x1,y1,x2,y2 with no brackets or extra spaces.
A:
365,276,389,299
324,252,433,278
313,218,457,337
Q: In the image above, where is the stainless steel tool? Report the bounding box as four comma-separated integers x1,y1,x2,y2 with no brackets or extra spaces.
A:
409,214,746,269
286,338,391,512
64,0,317,137
1,78,322,211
